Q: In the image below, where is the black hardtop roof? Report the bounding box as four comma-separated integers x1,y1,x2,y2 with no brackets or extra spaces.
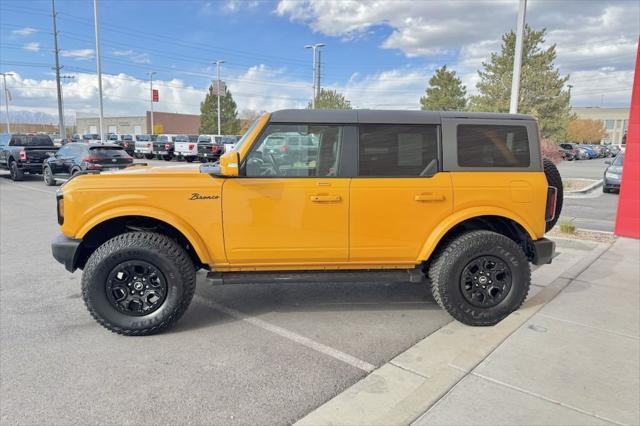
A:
270,109,535,124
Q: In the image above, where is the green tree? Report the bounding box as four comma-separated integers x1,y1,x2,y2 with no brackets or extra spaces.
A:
308,88,352,109
469,26,573,140
199,83,240,134
420,65,467,111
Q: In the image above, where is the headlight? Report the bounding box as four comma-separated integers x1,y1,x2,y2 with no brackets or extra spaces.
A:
605,171,619,179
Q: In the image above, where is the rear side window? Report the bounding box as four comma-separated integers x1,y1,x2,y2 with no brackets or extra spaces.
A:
457,125,530,167
358,124,438,176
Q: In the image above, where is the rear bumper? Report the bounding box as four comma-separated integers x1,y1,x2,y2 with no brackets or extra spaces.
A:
531,238,555,265
51,234,82,272
18,162,45,173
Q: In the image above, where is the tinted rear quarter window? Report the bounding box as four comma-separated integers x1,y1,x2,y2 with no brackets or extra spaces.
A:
457,125,530,167
358,124,438,176
90,147,129,157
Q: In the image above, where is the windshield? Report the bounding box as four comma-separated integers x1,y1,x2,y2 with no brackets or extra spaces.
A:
614,153,625,166
233,118,260,151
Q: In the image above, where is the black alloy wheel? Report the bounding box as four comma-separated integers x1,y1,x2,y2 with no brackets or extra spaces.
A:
460,255,512,308
105,260,168,316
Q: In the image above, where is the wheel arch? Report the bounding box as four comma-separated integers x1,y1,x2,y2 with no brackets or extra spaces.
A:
418,208,538,264
75,212,212,270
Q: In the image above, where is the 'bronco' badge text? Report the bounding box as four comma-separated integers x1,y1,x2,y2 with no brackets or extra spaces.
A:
189,193,219,200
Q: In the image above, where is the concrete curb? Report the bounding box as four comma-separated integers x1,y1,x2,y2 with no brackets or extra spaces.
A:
565,178,603,194
296,241,612,426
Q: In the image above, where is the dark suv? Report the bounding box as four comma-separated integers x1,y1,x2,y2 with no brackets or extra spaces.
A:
42,143,132,185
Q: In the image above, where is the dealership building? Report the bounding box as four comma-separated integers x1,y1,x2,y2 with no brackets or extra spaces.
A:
75,111,200,135
572,107,629,145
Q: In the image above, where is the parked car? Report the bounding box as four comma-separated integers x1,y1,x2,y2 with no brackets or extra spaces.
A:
579,144,598,159
559,143,577,161
51,109,562,335
196,134,241,162
133,134,153,159
152,134,177,161
42,143,133,186
603,151,624,193
174,135,198,162
0,133,57,181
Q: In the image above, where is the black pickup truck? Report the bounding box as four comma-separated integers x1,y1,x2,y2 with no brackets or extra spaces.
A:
151,135,176,161
0,133,57,181
197,134,241,162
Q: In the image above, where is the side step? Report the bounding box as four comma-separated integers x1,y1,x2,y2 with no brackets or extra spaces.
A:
206,269,425,285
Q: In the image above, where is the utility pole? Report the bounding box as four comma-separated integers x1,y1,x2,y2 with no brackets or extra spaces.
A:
51,0,65,140
93,0,104,141
147,71,156,135
509,0,527,114
316,49,322,100
60,75,74,139
304,43,325,108
213,60,224,135
0,72,13,133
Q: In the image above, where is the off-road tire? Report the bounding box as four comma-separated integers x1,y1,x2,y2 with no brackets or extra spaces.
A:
82,232,196,336
43,165,56,186
543,158,563,232
9,161,24,181
428,230,530,326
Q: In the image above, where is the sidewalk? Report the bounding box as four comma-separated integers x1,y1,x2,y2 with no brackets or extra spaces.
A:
297,237,640,426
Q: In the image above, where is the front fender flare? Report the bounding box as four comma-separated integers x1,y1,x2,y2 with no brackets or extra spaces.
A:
416,207,538,262
75,206,213,265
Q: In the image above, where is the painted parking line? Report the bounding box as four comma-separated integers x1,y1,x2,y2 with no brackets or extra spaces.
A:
194,295,376,373
0,182,57,195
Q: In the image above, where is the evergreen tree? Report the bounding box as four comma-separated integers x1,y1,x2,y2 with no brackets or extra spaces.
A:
199,83,240,134
420,65,467,111
469,26,573,140
308,88,352,109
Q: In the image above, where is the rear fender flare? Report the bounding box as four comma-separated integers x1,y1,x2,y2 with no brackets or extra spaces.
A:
417,207,538,262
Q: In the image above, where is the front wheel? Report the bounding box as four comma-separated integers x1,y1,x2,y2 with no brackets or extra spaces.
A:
428,230,530,326
82,232,196,335
43,166,56,186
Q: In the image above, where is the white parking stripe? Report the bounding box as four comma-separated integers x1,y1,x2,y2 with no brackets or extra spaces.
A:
194,295,376,373
0,183,56,195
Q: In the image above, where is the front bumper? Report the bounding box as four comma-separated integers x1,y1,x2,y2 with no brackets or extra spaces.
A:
532,238,555,265
52,234,82,272
604,175,621,191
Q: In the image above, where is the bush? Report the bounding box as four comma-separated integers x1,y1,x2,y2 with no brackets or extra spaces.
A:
541,138,563,164
559,219,576,234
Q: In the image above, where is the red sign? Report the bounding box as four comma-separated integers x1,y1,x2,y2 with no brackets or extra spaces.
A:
152,89,159,102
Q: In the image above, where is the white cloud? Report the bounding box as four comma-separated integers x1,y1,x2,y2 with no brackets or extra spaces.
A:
61,49,95,60
112,49,151,64
23,42,40,52
12,27,37,36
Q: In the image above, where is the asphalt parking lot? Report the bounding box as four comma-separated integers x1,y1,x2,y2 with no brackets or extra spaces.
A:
0,172,451,425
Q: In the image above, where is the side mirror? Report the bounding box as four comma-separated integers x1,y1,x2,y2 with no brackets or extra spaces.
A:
200,151,240,177
604,159,612,165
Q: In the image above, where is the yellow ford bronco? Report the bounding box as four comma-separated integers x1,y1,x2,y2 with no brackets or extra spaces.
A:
51,110,562,335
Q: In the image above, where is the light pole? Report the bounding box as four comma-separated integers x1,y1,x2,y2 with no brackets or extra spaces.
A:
51,0,65,140
60,75,75,139
305,43,325,108
0,72,13,133
509,0,527,114
147,71,156,135
93,0,104,141
213,60,224,135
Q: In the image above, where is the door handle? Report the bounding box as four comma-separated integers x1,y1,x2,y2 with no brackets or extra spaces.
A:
414,193,445,202
310,194,342,202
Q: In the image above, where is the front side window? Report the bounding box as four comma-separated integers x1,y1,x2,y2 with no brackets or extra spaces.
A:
358,124,438,176
245,124,342,177
457,124,530,168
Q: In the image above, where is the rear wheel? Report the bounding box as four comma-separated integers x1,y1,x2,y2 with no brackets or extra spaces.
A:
134,152,144,159
162,155,172,161
144,154,154,160
185,157,194,163
9,161,24,181
428,230,530,326
82,232,196,335
543,158,563,232
43,165,56,186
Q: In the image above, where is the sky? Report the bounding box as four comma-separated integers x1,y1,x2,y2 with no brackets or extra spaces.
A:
0,0,638,123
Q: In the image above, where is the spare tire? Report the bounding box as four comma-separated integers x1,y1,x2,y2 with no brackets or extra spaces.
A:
543,158,563,232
